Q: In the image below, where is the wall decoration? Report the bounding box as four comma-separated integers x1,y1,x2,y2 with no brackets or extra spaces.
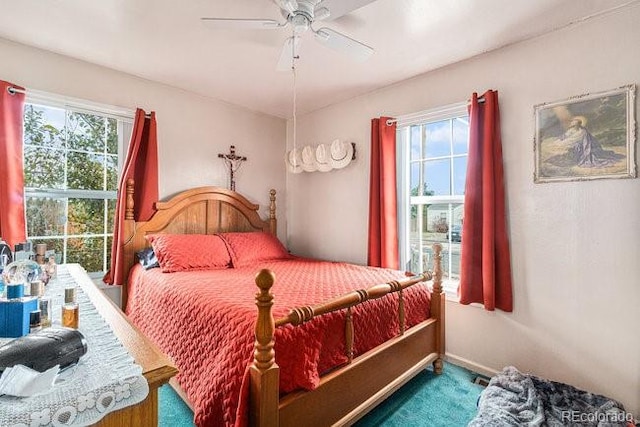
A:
533,84,636,183
286,140,356,173
217,145,247,191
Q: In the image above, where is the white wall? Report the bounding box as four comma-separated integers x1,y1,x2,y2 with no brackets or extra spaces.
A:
286,5,640,416
0,38,287,238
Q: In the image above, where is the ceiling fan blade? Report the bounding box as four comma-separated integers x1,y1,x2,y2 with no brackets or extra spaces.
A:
273,0,299,14
314,7,331,21
277,36,302,71
201,18,282,30
316,0,377,20
314,27,373,62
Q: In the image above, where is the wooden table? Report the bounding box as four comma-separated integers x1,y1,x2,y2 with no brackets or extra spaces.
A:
67,264,178,427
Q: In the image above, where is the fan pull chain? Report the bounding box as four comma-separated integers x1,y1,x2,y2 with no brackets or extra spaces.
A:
292,38,298,168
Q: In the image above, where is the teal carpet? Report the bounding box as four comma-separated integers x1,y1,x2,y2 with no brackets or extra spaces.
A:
159,384,193,427
159,362,484,427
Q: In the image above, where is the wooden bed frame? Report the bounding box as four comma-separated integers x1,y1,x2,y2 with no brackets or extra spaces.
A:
120,179,445,427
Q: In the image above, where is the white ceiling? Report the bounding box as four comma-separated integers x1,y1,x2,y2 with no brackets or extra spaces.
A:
0,0,635,118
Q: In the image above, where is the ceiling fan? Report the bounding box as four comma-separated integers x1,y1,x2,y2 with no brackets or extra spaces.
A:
201,0,377,70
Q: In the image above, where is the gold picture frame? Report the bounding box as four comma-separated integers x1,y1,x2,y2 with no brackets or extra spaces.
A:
534,85,636,183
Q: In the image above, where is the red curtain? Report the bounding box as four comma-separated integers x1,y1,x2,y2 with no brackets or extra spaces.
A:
367,117,399,270
459,90,513,311
0,81,27,248
104,109,158,285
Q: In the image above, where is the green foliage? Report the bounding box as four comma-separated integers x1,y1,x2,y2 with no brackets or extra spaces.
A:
67,151,105,190
68,199,105,235
23,105,64,148
23,104,118,273
67,237,104,273
25,197,65,236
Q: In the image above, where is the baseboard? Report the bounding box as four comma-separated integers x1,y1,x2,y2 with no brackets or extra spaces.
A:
445,353,499,378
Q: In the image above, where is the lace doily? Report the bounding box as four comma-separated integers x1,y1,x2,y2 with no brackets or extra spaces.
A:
0,265,149,427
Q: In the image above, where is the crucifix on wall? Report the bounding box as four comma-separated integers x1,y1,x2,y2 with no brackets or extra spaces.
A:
218,145,247,191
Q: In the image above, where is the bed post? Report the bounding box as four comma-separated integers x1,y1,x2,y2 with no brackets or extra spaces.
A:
430,243,445,374
268,189,277,236
121,178,136,310
250,269,279,427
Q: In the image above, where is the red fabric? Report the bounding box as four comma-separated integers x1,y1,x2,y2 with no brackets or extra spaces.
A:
368,117,399,269
126,259,431,427
147,234,231,272
0,81,27,247
218,232,291,267
104,109,158,285
459,90,513,312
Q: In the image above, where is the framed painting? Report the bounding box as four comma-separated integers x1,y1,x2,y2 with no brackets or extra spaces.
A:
534,85,636,183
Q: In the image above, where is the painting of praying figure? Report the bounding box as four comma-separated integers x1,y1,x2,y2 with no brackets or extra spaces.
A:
534,85,636,183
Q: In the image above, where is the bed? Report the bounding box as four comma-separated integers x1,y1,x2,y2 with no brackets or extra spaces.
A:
118,180,445,427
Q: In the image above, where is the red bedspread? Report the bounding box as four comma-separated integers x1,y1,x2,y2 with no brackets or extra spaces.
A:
126,259,431,426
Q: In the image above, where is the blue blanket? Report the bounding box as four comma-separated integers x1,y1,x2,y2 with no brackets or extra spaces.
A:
468,366,633,426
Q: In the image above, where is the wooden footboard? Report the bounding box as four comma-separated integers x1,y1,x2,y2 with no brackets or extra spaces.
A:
250,244,444,427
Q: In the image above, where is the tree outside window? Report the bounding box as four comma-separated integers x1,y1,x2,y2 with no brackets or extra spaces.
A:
23,101,129,275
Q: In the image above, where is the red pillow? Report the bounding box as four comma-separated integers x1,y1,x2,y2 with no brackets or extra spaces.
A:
217,232,291,267
146,234,231,273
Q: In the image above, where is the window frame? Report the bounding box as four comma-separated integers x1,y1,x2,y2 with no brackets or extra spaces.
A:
23,91,134,278
396,101,469,297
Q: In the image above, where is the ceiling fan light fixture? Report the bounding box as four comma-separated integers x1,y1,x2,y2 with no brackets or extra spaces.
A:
291,14,310,34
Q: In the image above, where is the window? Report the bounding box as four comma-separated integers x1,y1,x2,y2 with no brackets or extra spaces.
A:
22,95,133,276
397,103,469,292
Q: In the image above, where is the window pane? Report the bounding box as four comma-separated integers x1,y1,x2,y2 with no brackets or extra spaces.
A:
410,125,421,160
66,112,106,152
106,235,113,269
106,155,118,191
423,159,451,196
421,243,461,281
450,204,464,229
425,203,450,235
409,203,449,244
23,100,123,275
410,162,421,196
453,156,467,195
452,116,469,155
24,147,65,189
450,249,460,280
67,151,105,190
424,120,451,158
25,197,66,237
106,199,116,231
409,204,426,273
447,204,464,281
107,118,118,154
68,198,105,235
408,203,464,280
29,238,64,263
23,104,65,149
67,237,104,273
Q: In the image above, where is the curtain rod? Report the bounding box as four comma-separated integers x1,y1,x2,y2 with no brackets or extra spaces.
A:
7,85,148,118
7,86,24,95
386,96,485,126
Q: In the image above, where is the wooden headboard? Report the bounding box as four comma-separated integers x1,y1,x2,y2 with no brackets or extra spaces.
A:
121,179,277,308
